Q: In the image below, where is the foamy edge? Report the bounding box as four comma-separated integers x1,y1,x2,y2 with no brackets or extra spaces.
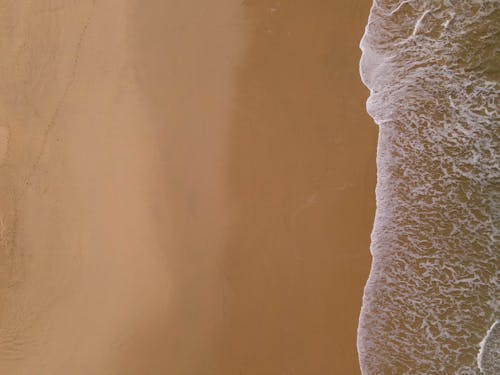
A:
477,320,499,374
356,1,380,371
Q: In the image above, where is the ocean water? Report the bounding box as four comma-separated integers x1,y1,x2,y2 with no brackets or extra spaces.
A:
357,1,499,374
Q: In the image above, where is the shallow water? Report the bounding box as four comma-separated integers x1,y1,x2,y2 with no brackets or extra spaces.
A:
357,1,499,373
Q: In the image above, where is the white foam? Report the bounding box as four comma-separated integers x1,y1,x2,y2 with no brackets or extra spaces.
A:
478,321,500,375
357,1,499,373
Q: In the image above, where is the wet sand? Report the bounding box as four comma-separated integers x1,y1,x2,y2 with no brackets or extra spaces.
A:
0,1,376,374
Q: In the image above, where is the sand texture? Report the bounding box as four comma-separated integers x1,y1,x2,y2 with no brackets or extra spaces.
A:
0,1,376,374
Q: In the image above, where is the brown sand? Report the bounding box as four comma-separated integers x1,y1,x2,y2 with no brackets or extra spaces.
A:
0,1,376,374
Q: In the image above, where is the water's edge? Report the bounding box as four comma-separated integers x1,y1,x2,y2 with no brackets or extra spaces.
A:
356,1,499,373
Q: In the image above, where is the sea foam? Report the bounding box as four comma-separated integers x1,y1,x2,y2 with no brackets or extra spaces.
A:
357,1,499,373
478,320,500,374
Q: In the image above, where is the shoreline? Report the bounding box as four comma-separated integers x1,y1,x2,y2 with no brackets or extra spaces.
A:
357,1,499,373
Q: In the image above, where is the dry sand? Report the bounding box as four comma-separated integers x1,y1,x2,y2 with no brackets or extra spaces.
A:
0,1,376,374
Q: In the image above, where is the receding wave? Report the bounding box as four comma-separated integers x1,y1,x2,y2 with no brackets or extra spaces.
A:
357,1,499,373
478,320,500,375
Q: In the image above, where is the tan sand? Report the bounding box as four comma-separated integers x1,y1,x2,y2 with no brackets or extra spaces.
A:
0,1,376,374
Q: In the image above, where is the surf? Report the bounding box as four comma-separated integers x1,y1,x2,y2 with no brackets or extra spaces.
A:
357,1,499,373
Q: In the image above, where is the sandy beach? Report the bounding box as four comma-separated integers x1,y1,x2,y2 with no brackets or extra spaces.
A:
0,1,376,374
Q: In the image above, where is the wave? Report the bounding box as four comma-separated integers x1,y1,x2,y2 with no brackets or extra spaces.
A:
478,320,500,375
357,1,499,373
